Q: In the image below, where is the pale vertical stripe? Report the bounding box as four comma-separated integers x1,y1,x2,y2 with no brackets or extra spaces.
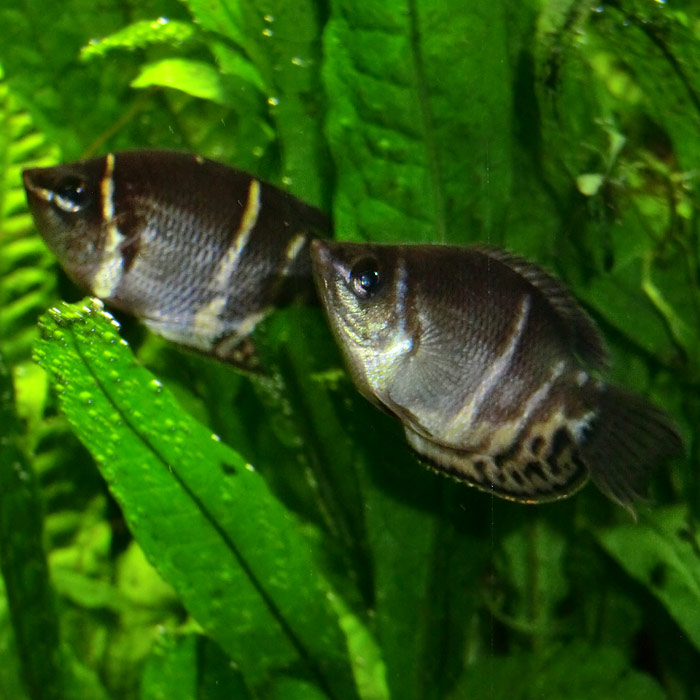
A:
276,232,307,279
444,294,532,439
92,153,126,298
502,359,566,444
212,178,261,289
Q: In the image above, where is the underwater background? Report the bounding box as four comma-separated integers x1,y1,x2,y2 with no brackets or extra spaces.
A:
1,0,699,698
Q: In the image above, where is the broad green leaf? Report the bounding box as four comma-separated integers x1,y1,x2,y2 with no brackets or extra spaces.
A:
33,299,358,699
131,58,237,105
80,18,197,60
448,641,665,700
598,505,700,653
323,0,512,243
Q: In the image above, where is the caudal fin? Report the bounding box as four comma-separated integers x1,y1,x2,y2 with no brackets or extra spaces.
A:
583,385,683,514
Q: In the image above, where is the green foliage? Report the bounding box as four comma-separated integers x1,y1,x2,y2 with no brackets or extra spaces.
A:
0,0,699,699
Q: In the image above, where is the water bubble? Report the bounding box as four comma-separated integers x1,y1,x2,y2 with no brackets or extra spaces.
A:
79,390,93,405
149,378,163,393
263,14,274,22
245,463,256,472
267,96,279,106
262,28,273,37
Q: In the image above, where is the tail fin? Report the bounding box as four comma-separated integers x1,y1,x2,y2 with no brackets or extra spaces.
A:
583,385,683,515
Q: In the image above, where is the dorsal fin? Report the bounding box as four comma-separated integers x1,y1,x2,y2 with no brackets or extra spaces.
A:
473,245,609,370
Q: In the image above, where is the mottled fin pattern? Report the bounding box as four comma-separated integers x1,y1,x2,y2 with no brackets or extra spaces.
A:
582,385,683,514
474,245,609,370
405,426,589,503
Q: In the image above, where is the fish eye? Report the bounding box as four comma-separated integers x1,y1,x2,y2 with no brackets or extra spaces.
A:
349,257,383,299
52,177,89,213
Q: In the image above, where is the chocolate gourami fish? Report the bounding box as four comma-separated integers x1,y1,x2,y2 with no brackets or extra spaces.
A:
22,150,330,369
310,240,683,511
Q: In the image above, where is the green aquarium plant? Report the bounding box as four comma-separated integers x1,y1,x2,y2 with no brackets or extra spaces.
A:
0,1,699,699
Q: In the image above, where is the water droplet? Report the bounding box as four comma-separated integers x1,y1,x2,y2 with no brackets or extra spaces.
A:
291,56,310,68
149,378,163,393
282,175,292,186
263,14,274,22
211,433,221,442
268,96,279,106
79,390,93,405
262,27,273,37
245,463,256,472
252,146,264,158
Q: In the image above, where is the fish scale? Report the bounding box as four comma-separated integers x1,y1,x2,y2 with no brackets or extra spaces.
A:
22,149,330,370
311,239,683,513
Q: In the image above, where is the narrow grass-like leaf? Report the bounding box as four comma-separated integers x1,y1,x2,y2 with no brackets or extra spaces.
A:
183,0,330,208
33,299,358,699
141,633,253,700
0,353,63,700
598,506,700,653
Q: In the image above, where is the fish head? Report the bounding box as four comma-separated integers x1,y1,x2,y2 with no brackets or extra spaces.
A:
22,159,108,287
311,239,414,398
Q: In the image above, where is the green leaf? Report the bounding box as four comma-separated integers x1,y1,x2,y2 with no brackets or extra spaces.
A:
80,18,197,60
33,299,358,699
0,63,59,363
141,633,253,700
131,58,238,105
0,352,63,700
183,0,331,208
323,0,513,242
448,641,665,700
597,505,700,653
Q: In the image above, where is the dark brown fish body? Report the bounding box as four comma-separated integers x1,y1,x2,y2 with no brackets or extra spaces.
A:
311,240,682,511
22,150,330,367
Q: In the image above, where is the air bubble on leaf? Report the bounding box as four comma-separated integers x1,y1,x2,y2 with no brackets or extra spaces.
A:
262,28,273,37
252,146,264,158
211,433,221,442
79,391,93,405
282,176,292,186
245,463,256,472
149,378,163,393
268,96,279,106
263,14,274,22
